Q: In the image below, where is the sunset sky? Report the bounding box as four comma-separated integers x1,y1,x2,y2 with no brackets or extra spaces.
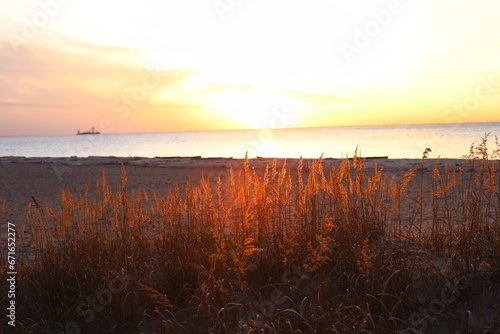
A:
0,0,499,136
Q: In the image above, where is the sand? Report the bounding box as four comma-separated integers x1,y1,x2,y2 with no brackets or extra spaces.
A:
0,155,491,281
2,156,497,330
1,155,467,229
0,156,229,226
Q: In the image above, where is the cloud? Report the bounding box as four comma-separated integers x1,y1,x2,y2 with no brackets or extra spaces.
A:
0,101,74,108
276,90,358,107
0,38,196,95
0,38,202,135
187,83,359,109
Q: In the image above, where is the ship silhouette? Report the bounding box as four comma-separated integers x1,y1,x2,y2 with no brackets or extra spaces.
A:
76,127,101,135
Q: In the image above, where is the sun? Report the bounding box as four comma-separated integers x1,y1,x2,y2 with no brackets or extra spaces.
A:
207,91,298,129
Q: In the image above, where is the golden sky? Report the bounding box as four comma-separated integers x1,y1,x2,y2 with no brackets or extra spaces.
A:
0,0,499,136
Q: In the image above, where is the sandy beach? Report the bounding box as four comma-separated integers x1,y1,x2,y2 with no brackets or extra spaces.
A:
1,156,499,332
0,155,465,230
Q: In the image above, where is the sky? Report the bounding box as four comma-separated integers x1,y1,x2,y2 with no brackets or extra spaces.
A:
0,0,499,136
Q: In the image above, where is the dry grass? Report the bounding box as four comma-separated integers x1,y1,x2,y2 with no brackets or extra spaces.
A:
1,136,499,333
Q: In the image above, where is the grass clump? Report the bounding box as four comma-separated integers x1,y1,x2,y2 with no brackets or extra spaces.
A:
1,135,499,333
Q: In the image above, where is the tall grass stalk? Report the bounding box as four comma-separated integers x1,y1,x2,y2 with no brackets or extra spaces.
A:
3,136,499,333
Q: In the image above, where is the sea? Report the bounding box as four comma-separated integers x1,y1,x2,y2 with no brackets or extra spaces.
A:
1,122,499,160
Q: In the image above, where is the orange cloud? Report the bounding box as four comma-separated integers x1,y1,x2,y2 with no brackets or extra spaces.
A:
0,39,221,135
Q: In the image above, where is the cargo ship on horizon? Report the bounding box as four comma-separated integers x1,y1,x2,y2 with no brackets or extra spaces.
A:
76,127,101,135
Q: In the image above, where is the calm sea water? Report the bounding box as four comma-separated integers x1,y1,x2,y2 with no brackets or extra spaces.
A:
1,122,499,159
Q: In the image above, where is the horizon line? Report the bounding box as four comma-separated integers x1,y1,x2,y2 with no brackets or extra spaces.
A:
1,120,499,138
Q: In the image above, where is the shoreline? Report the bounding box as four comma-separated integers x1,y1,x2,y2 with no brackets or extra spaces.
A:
0,155,467,166
0,156,474,227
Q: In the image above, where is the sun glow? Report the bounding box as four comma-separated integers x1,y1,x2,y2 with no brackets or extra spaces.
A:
1,1,499,136
207,91,299,129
